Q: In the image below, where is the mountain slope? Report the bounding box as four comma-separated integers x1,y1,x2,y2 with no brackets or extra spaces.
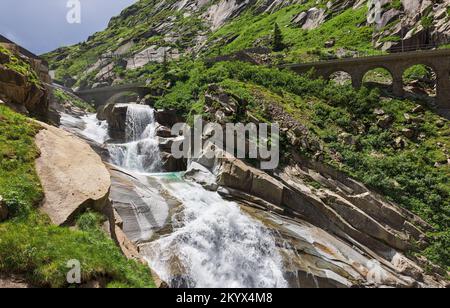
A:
44,0,450,89
43,0,450,275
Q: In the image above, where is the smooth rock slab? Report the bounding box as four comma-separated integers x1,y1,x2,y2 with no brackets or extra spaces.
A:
35,122,111,225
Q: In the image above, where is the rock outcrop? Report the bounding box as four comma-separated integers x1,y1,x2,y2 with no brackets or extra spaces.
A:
187,145,446,288
100,103,128,141
35,122,111,226
0,44,51,120
372,0,450,51
106,164,177,243
45,0,450,89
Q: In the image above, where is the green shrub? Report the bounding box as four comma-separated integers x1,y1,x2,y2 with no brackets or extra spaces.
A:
53,88,95,112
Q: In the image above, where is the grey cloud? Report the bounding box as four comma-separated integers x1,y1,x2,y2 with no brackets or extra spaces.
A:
0,0,136,54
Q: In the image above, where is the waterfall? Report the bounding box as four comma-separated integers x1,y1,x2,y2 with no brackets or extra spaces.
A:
143,175,288,288
60,104,288,288
108,104,162,173
81,114,109,144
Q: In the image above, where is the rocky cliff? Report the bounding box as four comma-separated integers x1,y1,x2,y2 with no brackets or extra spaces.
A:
0,44,50,119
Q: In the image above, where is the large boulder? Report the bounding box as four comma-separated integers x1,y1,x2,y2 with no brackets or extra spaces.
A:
103,104,128,141
35,122,111,226
154,109,183,127
160,152,186,172
292,7,328,29
184,162,218,191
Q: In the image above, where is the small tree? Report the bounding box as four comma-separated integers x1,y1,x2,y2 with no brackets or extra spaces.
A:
272,23,285,52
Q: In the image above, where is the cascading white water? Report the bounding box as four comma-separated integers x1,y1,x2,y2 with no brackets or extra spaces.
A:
143,175,288,288
81,114,109,144
108,104,161,172
61,104,288,288
60,113,108,144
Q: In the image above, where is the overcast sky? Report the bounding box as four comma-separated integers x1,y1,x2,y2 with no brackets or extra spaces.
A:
0,0,137,55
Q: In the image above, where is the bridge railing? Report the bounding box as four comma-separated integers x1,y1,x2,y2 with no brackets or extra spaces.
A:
388,43,441,53
300,43,449,63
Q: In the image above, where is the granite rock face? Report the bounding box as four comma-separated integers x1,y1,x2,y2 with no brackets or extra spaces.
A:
187,145,446,288
35,122,111,226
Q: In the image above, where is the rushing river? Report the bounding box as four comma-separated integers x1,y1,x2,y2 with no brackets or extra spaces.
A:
61,104,288,288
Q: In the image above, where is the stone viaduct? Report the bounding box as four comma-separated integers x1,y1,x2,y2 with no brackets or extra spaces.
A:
75,84,152,107
283,49,450,118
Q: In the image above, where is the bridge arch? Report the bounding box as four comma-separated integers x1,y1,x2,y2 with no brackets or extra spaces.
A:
75,84,153,108
106,91,141,105
283,49,450,118
362,66,394,89
402,64,437,98
328,70,353,86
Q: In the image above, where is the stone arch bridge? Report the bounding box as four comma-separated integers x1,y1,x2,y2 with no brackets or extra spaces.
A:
282,49,450,118
75,84,152,107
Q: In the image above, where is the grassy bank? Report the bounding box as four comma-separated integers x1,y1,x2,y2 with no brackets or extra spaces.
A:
0,105,155,288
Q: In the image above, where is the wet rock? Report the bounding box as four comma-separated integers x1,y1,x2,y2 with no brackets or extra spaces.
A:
158,136,180,152
108,165,176,244
161,152,186,172
105,104,128,141
96,103,113,121
156,125,173,138
184,162,218,191
154,109,183,127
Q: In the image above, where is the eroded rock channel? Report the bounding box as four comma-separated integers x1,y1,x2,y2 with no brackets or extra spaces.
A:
59,102,447,288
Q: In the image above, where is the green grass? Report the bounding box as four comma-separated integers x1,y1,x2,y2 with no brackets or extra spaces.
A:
0,46,42,88
207,4,375,61
53,88,96,112
0,105,155,288
0,212,155,288
0,105,43,211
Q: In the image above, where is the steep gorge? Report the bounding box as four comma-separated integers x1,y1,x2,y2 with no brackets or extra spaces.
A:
0,0,449,288
58,98,447,288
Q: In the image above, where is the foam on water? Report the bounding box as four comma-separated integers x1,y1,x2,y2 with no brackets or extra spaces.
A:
144,178,288,288
108,104,161,172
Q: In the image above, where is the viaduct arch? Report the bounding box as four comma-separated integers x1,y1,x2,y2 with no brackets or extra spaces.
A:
74,84,152,107
283,49,450,118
